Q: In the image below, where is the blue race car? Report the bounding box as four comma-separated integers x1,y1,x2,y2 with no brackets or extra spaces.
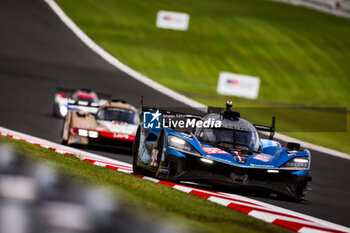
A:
132,102,311,200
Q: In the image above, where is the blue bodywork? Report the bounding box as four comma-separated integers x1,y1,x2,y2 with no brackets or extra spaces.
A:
138,128,310,173
134,108,312,199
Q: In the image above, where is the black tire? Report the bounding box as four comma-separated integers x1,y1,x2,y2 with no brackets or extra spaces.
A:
294,179,309,200
284,176,310,201
132,127,149,175
61,130,69,145
61,124,70,145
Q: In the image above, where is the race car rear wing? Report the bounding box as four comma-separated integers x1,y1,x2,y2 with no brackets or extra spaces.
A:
254,116,275,140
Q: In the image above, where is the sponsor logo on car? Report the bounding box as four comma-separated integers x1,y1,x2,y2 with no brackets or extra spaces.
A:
253,154,270,162
250,164,274,168
72,136,82,142
203,147,229,155
150,148,159,167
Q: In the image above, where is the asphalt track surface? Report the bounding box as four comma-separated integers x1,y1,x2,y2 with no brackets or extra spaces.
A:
0,0,349,228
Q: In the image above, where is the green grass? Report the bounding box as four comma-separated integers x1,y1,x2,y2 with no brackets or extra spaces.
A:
0,135,289,233
55,0,350,153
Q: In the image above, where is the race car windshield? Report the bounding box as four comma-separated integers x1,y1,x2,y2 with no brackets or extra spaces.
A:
76,97,97,102
97,108,139,124
198,128,260,152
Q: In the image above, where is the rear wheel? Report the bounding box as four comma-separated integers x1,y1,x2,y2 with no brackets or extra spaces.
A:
61,139,68,145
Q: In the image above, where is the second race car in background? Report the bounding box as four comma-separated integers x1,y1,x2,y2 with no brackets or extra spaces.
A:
61,99,139,149
53,88,110,118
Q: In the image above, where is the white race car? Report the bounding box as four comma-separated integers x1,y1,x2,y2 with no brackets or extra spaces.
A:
53,88,109,118
61,100,139,149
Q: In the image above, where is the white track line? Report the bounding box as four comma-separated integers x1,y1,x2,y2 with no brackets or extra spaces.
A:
273,132,350,160
44,0,205,109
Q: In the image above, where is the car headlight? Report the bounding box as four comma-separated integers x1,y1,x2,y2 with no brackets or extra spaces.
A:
59,106,68,117
77,129,99,138
88,131,99,138
168,136,200,156
78,129,88,137
281,156,309,169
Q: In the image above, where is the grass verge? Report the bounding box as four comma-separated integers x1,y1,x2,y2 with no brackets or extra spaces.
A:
0,135,289,233
54,0,350,154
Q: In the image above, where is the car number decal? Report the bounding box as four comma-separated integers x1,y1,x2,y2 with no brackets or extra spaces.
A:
150,149,159,167
253,155,270,162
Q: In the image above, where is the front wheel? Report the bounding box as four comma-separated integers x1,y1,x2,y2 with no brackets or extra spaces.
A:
294,176,311,200
61,129,69,145
132,127,149,175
